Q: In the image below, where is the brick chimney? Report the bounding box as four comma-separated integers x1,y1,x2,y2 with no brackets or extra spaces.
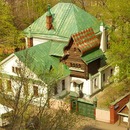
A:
46,5,53,30
27,26,33,48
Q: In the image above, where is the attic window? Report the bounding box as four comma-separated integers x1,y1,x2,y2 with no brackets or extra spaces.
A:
74,48,76,52
12,67,21,75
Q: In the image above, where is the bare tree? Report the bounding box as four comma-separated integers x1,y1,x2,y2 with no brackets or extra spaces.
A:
0,50,80,130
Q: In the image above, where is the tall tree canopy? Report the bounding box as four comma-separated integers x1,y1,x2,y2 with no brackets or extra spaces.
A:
86,0,130,79
0,0,17,46
101,0,130,79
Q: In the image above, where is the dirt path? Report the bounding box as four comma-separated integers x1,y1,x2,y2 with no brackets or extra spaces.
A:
95,121,126,130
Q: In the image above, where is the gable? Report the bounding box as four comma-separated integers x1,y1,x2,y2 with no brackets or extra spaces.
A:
24,3,100,40
0,54,20,76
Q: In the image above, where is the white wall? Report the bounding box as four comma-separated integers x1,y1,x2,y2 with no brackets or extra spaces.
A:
1,54,40,80
25,37,48,47
91,73,100,94
1,55,19,76
56,76,71,94
96,108,110,123
101,66,113,86
33,38,48,46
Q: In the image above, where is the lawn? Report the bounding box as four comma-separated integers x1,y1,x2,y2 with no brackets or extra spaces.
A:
96,78,130,109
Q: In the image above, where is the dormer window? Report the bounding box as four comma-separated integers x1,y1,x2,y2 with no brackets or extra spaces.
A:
74,48,76,52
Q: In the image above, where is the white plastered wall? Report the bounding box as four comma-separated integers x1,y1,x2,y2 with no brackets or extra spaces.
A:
33,38,48,46
90,73,100,94
101,66,113,86
1,54,19,76
25,37,48,47
0,54,47,98
56,76,71,94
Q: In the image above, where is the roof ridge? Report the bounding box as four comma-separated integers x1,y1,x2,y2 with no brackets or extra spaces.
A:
72,5,79,33
55,3,73,35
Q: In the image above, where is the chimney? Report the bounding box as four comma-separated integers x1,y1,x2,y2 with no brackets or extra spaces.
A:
46,5,53,30
100,22,107,52
27,26,33,48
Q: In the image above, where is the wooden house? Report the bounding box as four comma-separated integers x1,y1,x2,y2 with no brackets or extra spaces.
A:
0,2,113,112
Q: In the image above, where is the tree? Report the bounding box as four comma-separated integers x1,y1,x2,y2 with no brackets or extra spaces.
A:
0,50,79,130
0,0,17,46
85,0,130,80
106,39,130,79
5,0,49,30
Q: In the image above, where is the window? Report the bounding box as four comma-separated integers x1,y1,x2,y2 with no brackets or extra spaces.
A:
0,79,2,91
74,82,83,92
62,80,65,90
94,78,98,89
12,67,21,75
74,82,83,98
33,86,38,97
103,73,105,82
24,84,29,96
54,86,58,95
110,69,113,76
7,80,12,92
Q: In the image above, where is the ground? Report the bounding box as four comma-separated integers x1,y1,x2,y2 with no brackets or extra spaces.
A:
0,117,126,130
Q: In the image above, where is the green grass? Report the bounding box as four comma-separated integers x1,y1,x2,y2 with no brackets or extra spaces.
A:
97,78,130,109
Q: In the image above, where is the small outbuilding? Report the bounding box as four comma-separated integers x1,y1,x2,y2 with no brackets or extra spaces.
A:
118,102,130,125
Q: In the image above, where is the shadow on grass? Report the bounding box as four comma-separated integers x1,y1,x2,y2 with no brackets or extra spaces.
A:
82,125,103,130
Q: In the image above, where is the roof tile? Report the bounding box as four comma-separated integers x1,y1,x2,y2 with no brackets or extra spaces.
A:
72,28,100,55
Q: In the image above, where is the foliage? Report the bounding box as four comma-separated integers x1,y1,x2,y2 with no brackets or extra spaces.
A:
106,39,130,79
0,50,72,130
87,0,130,79
0,0,16,45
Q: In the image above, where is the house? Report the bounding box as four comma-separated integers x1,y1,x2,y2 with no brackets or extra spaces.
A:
0,2,113,112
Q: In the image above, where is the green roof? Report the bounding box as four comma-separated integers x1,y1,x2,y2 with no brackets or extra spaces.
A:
24,3,100,40
15,41,70,80
82,49,104,64
49,41,67,57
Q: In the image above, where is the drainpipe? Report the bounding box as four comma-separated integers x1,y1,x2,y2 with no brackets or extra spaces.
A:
128,99,130,130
